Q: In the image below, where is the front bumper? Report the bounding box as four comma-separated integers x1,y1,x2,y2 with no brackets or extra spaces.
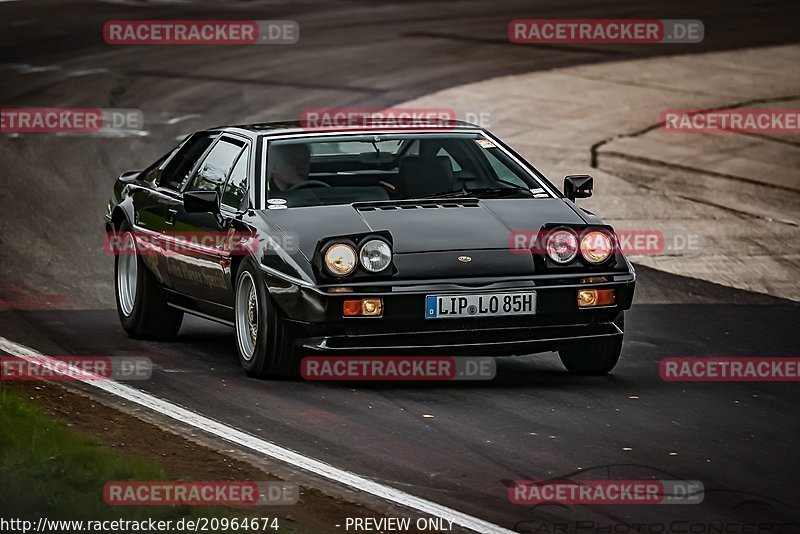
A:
263,270,634,356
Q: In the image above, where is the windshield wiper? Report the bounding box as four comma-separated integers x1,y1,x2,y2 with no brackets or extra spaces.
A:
414,187,533,200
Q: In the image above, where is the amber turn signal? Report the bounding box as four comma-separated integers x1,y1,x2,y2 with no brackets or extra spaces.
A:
577,289,615,307
343,298,383,317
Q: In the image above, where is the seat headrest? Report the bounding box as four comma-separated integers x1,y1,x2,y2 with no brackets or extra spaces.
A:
398,156,455,197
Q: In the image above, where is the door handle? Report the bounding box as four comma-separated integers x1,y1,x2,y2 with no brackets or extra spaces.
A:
166,209,177,225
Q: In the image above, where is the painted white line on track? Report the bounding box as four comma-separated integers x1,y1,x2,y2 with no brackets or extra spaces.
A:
0,335,515,534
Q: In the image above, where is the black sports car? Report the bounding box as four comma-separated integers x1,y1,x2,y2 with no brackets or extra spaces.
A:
105,119,635,377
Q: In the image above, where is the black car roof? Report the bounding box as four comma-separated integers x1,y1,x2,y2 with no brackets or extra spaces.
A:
215,118,484,138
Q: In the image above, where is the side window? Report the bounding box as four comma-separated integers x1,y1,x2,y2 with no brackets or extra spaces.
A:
140,152,170,184
188,139,243,193
221,148,250,209
159,133,216,190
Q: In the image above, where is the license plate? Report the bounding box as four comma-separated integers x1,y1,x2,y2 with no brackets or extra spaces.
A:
425,292,536,319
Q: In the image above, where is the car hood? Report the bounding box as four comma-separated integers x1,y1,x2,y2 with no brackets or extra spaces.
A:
259,198,587,259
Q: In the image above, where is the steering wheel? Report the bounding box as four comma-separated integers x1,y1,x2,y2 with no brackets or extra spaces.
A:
288,180,332,191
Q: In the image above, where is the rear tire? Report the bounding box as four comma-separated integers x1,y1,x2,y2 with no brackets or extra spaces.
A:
115,224,183,340
558,313,624,375
234,258,297,378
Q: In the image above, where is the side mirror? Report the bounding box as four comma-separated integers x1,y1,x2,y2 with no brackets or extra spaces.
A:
184,190,219,213
564,175,593,201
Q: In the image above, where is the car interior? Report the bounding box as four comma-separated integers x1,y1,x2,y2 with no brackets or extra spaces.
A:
266,136,535,207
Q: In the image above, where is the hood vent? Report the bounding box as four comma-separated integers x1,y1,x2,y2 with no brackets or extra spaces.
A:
354,199,480,212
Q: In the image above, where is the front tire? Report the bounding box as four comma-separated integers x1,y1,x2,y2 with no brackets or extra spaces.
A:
115,225,183,340
558,313,624,375
234,259,296,378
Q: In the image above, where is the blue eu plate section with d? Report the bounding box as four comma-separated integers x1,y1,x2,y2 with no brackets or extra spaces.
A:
426,295,438,319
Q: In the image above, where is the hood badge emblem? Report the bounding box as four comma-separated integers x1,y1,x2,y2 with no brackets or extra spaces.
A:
458,256,472,263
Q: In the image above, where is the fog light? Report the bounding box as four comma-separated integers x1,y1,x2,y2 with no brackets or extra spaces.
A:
577,289,615,307
343,298,383,317
362,299,382,316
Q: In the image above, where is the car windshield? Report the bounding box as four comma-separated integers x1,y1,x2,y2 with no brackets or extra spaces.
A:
263,133,550,207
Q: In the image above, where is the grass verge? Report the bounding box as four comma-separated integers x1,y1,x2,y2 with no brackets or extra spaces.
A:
0,387,294,531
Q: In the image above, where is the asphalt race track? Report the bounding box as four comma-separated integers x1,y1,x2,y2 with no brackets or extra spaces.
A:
1,275,800,529
1,0,800,531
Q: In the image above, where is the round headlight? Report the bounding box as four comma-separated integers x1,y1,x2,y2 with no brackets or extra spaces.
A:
580,231,613,264
546,230,579,264
359,239,392,273
324,243,357,276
